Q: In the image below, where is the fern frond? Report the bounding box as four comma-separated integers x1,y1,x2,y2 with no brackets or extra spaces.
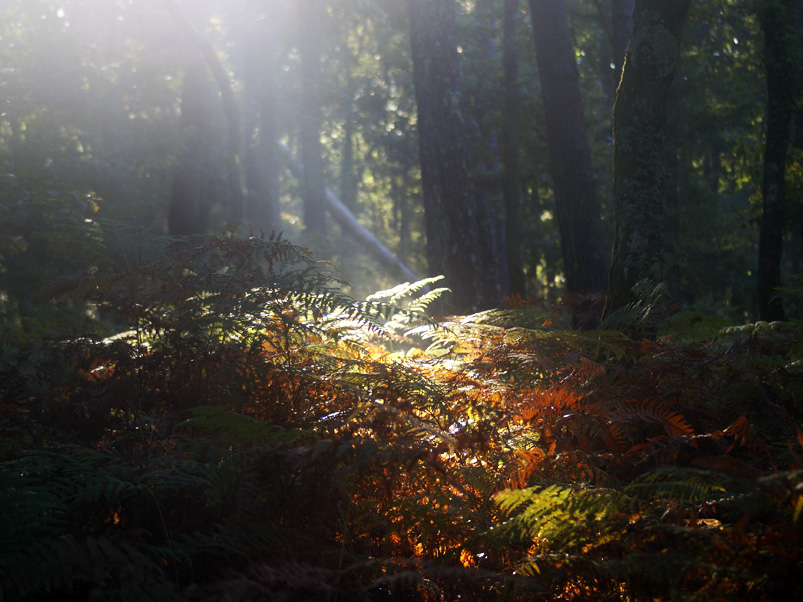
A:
625,466,729,504
366,276,446,304
177,405,301,445
598,279,668,338
611,399,694,440
492,484,630,555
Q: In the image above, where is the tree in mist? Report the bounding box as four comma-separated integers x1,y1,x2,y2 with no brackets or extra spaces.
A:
168,59,216,236
298,0,328,235
242,0,283,234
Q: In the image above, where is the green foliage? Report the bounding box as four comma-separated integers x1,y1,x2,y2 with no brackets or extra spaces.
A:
3,0,803,598
2,235,803,600
0,449,195,601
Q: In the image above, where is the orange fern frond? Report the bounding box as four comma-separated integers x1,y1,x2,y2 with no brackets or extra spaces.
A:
611,399,695,442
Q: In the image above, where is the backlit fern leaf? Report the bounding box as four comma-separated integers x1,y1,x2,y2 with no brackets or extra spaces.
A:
177,405,302,445
625,466,729,503
611,399,694,440
493,484,630,555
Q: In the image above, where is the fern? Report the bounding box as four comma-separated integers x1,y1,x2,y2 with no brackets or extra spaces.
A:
624,466,730,504
597,279,669,338
492,484,632,556
176,405,302,445
4,231,803,601
0,450,190,601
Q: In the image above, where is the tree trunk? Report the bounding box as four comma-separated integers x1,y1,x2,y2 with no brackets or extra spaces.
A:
164,0,245,224
612,0,635,82
757,0,800,321
604,0,691,318
528,0,609,296
339,47,360,212
663,88,681,302
408,0,502,313
168,59,214,236
503,0,526,297
391,169,412,264
298,0,327,236
339,116,359,212
243,5,281,234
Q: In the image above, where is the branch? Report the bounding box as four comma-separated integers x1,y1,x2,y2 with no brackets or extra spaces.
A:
277,142,425,286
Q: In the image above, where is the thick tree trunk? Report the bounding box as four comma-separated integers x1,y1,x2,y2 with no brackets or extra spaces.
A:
528,0,609,296
612,0,635,81
408,0,502,313
164,0,245,224
297,0,327,236
503,0,526,297
604,0,691,319
757,0,800,321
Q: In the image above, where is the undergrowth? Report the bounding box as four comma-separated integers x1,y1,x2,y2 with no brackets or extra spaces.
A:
1,235,802,601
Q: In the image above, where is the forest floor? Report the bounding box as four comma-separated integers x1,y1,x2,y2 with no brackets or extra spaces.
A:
2,237,802,601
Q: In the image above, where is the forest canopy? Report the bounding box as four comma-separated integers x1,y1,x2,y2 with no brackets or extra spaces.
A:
2,0,800,322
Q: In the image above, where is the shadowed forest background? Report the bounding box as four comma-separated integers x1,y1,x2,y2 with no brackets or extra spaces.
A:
1,1,803,601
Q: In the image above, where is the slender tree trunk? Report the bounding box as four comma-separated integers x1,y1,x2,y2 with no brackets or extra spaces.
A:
408,0,502,313
756,0,800,321
472,0,510,298
243,5,281,234
503,0,526,297
603,0,691,318
528,0,609,296
168,59,213,236
339,117,358,212
298,0,327,235
588,1,615,103
663,89,681,302
339,46,360,212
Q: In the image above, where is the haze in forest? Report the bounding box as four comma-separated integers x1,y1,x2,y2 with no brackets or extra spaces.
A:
2,0,801,325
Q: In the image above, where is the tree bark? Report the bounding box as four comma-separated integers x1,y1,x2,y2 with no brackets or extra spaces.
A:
297,0,327,236
612,0,635,82
338,45,360,212
503,0,526,297
163,0,245,224
243,3,281,234
528,0,609,296
603,0,692,318
168,59,214,236
663,88,681,302
408,0,502,313
756,0,800,321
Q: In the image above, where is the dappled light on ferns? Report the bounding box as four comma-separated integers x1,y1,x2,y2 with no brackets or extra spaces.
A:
1,236,803,601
